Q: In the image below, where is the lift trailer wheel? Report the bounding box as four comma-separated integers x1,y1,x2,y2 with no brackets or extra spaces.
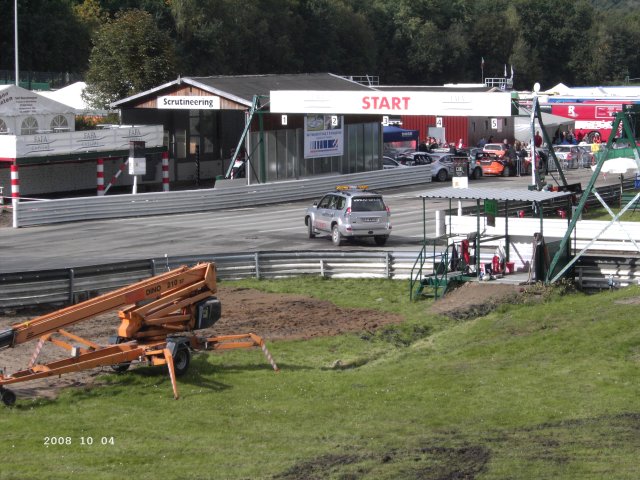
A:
1,388,16,407
173,345,191,377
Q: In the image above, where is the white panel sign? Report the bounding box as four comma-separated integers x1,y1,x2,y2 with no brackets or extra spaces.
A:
436,117,443,128
157,96,221,110
304,115,344,159
270,90,513,117
491,118,498,129
281,114,288,125
128,157,146,175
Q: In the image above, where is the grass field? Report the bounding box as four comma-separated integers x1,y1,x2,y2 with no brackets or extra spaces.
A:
1,278,639,479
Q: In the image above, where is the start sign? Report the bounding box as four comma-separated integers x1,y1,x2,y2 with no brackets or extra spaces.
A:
269,90,513,117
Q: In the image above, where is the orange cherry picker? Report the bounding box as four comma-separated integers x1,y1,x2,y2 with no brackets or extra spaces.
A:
0,262,278,406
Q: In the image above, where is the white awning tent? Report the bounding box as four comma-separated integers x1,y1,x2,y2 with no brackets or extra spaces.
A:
0,84,76,135
513,111,575,144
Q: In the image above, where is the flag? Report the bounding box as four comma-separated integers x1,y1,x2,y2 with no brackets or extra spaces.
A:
481,57,484,69
504,64,507,77
510,65,514,80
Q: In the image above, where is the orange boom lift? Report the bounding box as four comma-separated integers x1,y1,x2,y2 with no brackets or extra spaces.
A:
0,263,278,406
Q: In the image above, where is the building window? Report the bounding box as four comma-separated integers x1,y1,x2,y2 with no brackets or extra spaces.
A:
50,115,69,131
0,118,7,133
21,117,38,135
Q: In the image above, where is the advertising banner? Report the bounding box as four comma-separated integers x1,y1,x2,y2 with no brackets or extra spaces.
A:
304,115,344,159
0,125,164,159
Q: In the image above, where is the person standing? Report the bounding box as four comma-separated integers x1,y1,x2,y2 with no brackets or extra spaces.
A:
534,130,543,147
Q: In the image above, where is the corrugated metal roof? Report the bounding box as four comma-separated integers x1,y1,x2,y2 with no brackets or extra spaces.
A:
191,73,372,103
418,186,572,202
112,73,373,109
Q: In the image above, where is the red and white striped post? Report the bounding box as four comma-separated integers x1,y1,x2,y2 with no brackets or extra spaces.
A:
10,164,19,199
10,163,19,228
103,158,129,195
96,158,105,196
162,151,170,192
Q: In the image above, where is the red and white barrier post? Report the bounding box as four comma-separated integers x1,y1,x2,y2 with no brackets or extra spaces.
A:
103,158,129,195
162,151,170,192
11,163,19,228
97,158,105,196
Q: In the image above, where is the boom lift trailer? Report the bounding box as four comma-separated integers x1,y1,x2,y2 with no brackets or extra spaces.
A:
0,263,279,406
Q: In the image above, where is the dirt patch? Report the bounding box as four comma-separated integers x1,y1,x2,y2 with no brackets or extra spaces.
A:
0,286,404,400
274,443,490,480
428,281,526,319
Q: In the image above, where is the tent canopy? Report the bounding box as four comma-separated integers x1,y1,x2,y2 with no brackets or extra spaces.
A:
383,125,419,143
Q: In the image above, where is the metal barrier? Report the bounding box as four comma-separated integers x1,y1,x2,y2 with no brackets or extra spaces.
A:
0,249,636,310
0,250,427,310
13,165,432,228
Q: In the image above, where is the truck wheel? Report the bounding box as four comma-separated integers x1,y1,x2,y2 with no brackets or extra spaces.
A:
1,388,16,407
307,219,316,238
173,345,191,377
332,225,343,246
374,235,388,246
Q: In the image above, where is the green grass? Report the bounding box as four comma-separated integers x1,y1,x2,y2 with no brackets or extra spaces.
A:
581,205,640,221
1,278,640,479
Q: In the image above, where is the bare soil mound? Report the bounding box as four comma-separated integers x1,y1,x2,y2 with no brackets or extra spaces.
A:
0,286,404,400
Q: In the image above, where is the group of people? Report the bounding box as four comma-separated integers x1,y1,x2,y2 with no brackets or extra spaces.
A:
417,137,452,152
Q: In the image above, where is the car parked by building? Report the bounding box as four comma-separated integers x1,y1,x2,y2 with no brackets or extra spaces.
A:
482,143,510,158
305,185,391,246
383,156,407,169
477,151,516,176
396,151,454,181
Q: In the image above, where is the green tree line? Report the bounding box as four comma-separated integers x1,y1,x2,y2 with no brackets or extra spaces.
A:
1,0,638,108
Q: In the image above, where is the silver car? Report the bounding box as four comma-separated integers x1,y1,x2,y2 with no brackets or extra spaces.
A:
305,186,392,246
554,145,582,169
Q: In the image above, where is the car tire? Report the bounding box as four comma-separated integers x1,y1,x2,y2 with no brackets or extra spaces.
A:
374,235,388,246
472,167,482,180
502,165,510,177
307,218,316,238
436,169,448,182
331,224,343,246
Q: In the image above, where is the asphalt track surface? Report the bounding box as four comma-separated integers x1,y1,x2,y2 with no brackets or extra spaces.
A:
0,168,617,273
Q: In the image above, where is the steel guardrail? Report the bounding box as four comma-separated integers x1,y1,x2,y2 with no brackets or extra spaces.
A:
12,165,432,228
0,249,635,310
0,250,426,310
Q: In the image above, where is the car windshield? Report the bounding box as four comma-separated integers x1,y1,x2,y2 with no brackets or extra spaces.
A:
351,197,386,212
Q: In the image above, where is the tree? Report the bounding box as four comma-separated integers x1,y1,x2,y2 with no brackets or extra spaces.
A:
83,9,177,109
0,0,91,74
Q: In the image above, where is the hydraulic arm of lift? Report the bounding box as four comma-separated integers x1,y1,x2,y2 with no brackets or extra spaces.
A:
0,263,278,406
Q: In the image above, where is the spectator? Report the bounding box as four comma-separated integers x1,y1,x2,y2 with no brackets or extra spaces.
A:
534,130,543,147
477,136,487,148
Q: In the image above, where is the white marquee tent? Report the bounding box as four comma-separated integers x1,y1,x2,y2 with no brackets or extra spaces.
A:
0,84,76,135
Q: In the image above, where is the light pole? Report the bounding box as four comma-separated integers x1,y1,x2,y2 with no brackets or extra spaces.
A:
530,82,540,188
14,0,19,86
